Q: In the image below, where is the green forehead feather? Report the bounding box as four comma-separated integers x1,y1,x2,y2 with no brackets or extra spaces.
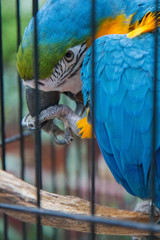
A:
17,42,67,80
17,36,85,80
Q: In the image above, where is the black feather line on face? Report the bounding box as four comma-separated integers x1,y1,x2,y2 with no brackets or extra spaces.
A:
50,43,87,87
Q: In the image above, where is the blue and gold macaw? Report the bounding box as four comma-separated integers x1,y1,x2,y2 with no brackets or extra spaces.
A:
17,0,160,210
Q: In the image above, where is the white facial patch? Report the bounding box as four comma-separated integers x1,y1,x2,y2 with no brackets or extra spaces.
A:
23,43,87,94
23,69,82,94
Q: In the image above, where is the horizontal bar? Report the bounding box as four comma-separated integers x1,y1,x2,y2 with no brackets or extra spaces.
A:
0,131,34,147
0,203,160,234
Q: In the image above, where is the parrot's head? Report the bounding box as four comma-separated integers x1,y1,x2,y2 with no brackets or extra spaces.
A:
17,0,94,96
17,0,152,95
21,43,87,95
17,0,132,95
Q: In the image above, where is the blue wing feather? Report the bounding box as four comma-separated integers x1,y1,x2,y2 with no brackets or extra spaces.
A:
81,33,160,207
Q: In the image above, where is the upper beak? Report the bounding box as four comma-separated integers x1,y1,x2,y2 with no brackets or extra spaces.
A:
25,86,60,117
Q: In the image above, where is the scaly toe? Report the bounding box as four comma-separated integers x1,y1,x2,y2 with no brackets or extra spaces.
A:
22,113,36,129
134,201,160,218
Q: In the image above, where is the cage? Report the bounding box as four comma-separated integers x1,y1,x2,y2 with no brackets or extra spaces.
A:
0,0,160,240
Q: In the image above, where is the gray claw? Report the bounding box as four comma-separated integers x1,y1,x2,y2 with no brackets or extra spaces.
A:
134,201,160,218
132,201,160,240
22,104,81,145
42,120,73,145
22,113,36,129
38,104,81,144
53,128,73,145
38,104,81,136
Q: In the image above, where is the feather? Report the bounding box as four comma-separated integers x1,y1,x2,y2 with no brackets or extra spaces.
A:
81,33,160,208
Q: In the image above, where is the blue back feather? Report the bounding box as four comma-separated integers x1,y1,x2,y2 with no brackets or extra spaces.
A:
81,33,160,207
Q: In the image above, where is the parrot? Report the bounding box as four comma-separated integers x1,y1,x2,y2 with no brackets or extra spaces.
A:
17,0,160,213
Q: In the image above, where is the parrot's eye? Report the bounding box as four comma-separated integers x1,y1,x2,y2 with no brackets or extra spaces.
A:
64,50,74,62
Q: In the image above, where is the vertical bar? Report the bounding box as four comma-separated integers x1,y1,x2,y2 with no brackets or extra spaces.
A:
64,145,71,240
50,139,58,240
0,0,8,239
64,145,68,195
75,138,82,197
87,140,91,202
151,0,159,226
91,0,96,239
32,0,43,239
16,1,26,239
0,0,5,171
16,0,25,180
150,1,159,239
50,139,56,193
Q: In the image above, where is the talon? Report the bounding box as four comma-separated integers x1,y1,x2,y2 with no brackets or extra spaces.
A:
22,104,82,145
37,104,81,144
133,200,160,225
53,128,73,145
22,113,36,129
41,120,73,145
134,200,160,217
22,113,30,127
132,201,160,240
28,121,36,129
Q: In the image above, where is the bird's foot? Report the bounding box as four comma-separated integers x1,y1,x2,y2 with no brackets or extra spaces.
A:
22,104,81,144
42,120,74,145
22,113,36,129
134,201,160,219
132,201,160,240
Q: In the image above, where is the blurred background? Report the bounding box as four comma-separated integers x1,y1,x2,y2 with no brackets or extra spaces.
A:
0,0,138,239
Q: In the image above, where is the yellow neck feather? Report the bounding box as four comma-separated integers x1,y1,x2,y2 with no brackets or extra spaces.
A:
87,12,160,47
87,14,131,47
96,15,131,37
127,12,160,38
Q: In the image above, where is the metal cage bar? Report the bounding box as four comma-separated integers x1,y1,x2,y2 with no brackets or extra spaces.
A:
16,0,27,239
0,0,8,239
149,1,159,239
91,0,96,239
151,0,159,220
32,0,43,239
0,131,33,147
1,202,160,233
16,0,25,181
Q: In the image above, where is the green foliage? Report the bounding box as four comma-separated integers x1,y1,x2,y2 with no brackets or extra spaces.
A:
2,0,28,66
2,0,16,65
2,0,46,66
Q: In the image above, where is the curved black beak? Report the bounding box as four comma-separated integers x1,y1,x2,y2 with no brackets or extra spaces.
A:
25,86,60,117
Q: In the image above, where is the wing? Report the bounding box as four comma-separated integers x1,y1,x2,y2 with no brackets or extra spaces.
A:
81,33,160,203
